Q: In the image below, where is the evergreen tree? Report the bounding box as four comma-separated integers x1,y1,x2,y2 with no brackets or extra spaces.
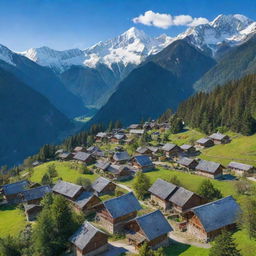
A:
41,173,52,185
0,236,20,256
133,172,150,200
47,164,58,178
197,180,222,201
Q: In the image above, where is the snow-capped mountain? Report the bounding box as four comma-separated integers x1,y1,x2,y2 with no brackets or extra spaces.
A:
21,27,173,73
177,14,256,56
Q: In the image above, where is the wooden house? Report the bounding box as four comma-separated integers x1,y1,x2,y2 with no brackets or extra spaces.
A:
24,204,42,221
161,143,182,158
227,161,255,176
187,196,240,242
177,157,198,170
148,179,178,210
52,180,84,201
58,152,73,161
73,192,101,216
74,146,86,152
92,177,116,196
112,151,130,164
128,124,142,130
195,138,214,148
169,187,205,214
180,144,196,156
136,147,152,156
195,160,224,179
129,129,145,136
106,164,134,181
96,192,142,233
126,210,172,250
73,152,95,164
20,185,51,204
110,134,126,144
69,221,109,256
132,155,154,172
208,133,230,144
95,132,108,142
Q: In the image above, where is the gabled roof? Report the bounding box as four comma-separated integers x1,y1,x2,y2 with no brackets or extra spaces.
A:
129,129,145,134
24,204,42,213
113,151,130,162
69,221,106,250
228,161,254,171
209,133,228,141
74,146,85,152
162,143,178,152
113,134,125,140
196,137,212,144
191,196,240,232
177,157,196,167
103,192,141,218
196,160,222,174
74,192,97,209
135,210,173,241
136,147,149,154
21,185,51,202
52,180,82,198
58,152,72,159
2,180,29,195
180,144,194,150
92,177,113,193
73,152,92,161
169,187,195,207
134,155,153,167
95,161,111,171
87,146,100,153
96,132,107,138
147,146,159,153
128,124,141,129
148,179,177,200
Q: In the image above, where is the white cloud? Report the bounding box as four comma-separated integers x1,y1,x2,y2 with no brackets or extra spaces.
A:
132,11,209,29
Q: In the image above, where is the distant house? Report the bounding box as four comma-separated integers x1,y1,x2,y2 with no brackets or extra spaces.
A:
92,177,116,196
95,161,111,172
112,151,130,164
2,180,30,202
162,143,182,158
87,146,100,154
52,180,84,201
58,152,73,161
106,164,134,181
95,132,108,142
96,192,142,233
132,155,154,172
32,161,41,167
148,179,178,210
73,192,101,215
208,133,230,144
129,129,145,136
74,146,86,152
195,160,224,179
69,221,109,256
20,185,51,204
136,147,152,156
177,157,198,170
128,124,142,130
110,134,126,144
126,210,173,250
180,144,196,156
227,161,255,176
169,187,204,214
24,204,42,221
187,196,240,241
73,152,95,164
195,138,214,148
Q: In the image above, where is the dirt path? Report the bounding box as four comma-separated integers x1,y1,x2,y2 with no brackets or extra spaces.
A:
116,183,132,192
107,241,137,255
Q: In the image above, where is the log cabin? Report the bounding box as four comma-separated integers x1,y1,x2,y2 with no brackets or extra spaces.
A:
227,161,255,176
180,144,196,156
112,151,131,164
187,196,240,242
58,152,73,161
74,146,86,152
20,185,51,204
92,177,116,196
24,204,42,221
208,133,230,144
73,152,95,164
96,192,142,233
195,160,224,179
106,164,134,181
177,157,198,170
110,134,126,144
69,221,109,256
195,138,214,148
148,179,178,210
132,155,155,172
95,132,108,142
126,210,173,250
161,143,182,158
135,146,152,156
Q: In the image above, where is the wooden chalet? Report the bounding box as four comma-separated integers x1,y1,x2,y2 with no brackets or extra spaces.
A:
136,146,152,156
195,138,214,148
69,221,109,256
195,160,224,179
52,180,84,201
110,134,126,144
161,143,182,158
73,152,95,164
74,146,86,152
208,133,230,144
128,124,142,130
95,132,108,142
24,204,42,221
58,152,73,161
106,164,134,181
132,155,154,172
126,210,172,250
187,196,240,241
177,157,198,170
169,187,205,214
20,185,51,204
180,144,196,156
92,177,116,196
129,129,145,136
227,161,255,176
148,179,178,210
112,151,130,164
96,192,142,233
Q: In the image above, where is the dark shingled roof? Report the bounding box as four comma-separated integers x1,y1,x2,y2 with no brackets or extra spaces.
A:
113,151,130,162
136,147,149,154
103,192,141,218
196,160,222,174
228,161,254,171
209,133,228,141
147,146,159,153
169,187,194,207
74,192,97,209
52,180,82,198
87,146,100,153
69,221,106,250
24,204,42,213
73,152,92,161
21,185,51,202
95,161,111,171
162,143,177,151
92,177,112,193
191,196,240,232
148,179,177,200
180,144,193,150
2,180,29,195
58,152,72,159
136,210,173,241
196,138,212,144
177,157,196,167
134,155,153,167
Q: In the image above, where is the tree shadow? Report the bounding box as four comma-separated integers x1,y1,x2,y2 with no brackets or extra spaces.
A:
165,242,192,256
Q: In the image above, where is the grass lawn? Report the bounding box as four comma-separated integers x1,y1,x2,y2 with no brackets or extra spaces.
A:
30,161,98,184
165,243,209,256
0,205,26,238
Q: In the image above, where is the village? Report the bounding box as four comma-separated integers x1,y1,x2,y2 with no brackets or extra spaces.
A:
0,120,255,256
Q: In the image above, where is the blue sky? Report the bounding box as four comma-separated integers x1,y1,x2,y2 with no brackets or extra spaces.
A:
1,0,256,51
